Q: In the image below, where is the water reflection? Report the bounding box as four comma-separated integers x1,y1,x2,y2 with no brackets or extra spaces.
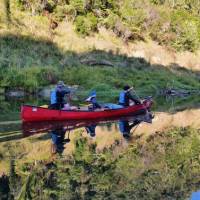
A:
190,191,200,200
50,126,67,154
85,124,97,137
21,112,153,154
22,119,102,137
119,120,140,138
49,126,71,154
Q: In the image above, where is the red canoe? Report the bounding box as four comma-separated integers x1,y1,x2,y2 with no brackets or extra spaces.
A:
21,99,153,122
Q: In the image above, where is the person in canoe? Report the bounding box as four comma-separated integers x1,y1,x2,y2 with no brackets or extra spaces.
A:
119,85,141,107
86,91,102,110
49,81,71,110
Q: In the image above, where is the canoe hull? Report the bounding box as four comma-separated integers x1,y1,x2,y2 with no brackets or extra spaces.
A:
21,100,152,122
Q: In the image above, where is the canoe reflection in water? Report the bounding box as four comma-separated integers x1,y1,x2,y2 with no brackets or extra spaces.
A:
22,112,154,152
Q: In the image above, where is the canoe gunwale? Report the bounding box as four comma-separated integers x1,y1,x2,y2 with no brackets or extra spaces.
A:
22,104,132,112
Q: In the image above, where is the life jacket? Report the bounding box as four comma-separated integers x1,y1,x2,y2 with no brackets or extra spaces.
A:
50,89,57,104
119,121,125,133
86,125,96,137
119,121,130,134
119,91,125,105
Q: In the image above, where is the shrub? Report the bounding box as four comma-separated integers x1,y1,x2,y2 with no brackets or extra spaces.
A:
119,1,147,28
13,0,200,52
75,13,98,36
170,10,200,51
16,0,57,13
102,11,119,29
69,0,85,14
75,15,87,35
54,5,76,21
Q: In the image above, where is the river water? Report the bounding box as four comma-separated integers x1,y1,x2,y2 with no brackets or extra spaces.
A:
0,95,200,199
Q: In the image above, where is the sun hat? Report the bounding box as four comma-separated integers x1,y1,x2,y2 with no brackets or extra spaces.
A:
86,91,96,102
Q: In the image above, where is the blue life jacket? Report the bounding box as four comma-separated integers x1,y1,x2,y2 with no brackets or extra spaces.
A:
50,89,57,104
119,91,125,104
119,121,130,135
119,121,126,133
86,125,96,137
51,131,58,144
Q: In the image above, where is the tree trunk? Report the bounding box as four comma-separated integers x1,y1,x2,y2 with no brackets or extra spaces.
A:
4,0,11,26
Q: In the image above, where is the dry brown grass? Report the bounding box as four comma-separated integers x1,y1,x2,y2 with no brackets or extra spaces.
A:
1,5,199,71
0,133,51,174
54,21,200,71
135,109,200,138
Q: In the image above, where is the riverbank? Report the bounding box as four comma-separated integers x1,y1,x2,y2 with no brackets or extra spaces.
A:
1,36,200,95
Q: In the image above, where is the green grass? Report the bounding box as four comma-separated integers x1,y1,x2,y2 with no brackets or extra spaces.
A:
0,34,199,94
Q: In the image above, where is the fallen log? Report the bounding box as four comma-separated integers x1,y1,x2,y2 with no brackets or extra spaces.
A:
80,59,114,67
161,88,200,97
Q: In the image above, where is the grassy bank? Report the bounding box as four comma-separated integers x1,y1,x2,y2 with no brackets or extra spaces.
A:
0,1,200,95
1,126,200,199
0,34,200,95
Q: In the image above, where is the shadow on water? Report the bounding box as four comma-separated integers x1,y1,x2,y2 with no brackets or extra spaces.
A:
0,110,152,142
0,93,199,143
0,93,199,123
153,94,200,113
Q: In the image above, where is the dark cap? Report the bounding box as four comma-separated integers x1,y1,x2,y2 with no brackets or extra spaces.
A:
123,85,130,91
57,81,65,88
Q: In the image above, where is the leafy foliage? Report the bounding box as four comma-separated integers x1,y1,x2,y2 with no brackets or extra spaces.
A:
170,10,200,51
75,13,98,36
12,0,200,51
